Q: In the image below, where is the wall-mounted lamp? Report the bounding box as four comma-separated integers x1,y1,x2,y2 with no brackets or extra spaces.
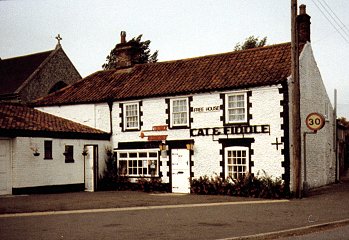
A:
159,142,168,158
82,148,88,156
186,143,194,151
159,143,166,151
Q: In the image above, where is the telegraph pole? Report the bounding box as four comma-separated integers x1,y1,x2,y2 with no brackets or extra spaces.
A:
291,0,302,197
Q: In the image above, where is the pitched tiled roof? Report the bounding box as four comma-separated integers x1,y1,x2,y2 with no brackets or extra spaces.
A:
0,103,110,139
34,43,292,106
0,50,54,95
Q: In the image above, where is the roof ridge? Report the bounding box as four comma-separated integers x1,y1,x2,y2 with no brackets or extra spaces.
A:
15,47,60,93
156,42,291,64
33,41,292,106
0,49,55,61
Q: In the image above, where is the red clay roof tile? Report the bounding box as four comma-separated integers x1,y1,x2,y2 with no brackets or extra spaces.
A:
34,42,292,106
0,103,109,138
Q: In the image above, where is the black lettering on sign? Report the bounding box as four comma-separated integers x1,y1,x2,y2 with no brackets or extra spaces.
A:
190,125,271,137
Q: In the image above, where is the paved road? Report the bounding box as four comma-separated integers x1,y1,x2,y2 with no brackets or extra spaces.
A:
277,224,349,240
0,200,308,240
0,181,348,239
1,198,348,240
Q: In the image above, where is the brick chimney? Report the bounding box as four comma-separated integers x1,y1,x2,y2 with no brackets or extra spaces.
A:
120,31,126,44
114,31,135,68
297,4,311,44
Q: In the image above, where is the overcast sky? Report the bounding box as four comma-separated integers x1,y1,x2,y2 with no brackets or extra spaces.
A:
1,0,348,118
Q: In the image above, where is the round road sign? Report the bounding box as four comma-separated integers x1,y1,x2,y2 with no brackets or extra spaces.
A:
305,112,325,131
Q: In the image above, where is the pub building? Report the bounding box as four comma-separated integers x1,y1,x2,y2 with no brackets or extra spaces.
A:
34,5,335,193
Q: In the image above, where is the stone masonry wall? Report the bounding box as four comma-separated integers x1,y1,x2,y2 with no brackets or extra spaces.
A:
19,47,81,103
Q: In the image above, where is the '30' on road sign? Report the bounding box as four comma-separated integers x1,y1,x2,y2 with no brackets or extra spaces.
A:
305,112,325,131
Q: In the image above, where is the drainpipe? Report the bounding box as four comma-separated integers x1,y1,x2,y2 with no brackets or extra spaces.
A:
334,89,338,182
107,101,113,135
303,131,317,196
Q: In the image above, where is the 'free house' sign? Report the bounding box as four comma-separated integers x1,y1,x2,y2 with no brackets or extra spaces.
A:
190,125,270,137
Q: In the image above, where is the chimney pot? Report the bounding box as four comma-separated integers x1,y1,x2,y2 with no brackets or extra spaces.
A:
299,4,306,15
297,4,311,44
120,31,126,44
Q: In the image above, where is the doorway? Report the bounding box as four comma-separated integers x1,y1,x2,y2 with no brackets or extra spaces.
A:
84,145,98,192
171,149,190,193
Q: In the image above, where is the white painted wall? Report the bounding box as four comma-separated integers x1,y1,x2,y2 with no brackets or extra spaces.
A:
35,44,335,190
249,86,285,178
112,86,285,182
11,137,110,188
0,138,12,195
289,43,336,189
36,103,111,132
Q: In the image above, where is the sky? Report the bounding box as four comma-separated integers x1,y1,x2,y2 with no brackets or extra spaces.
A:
1,0,348,118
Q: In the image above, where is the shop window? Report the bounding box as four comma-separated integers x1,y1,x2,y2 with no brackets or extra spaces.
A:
44,140,52,160
170,98,189,128
117,150,159,177
225,92,247,124
123,102,140,131
225,146,249,179
64,145,74,163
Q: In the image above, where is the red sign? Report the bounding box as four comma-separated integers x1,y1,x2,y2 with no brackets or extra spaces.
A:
147,135,167,141
152,125,168,131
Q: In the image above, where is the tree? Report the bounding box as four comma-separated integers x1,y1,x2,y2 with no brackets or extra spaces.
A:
234,36,267,51
102,34,158,70
338,117,349,128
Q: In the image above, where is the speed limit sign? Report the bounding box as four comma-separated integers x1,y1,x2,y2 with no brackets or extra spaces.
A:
305,112,325,131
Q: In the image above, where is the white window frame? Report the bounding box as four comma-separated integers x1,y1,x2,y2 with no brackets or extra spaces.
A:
123,102,140,130
170,98,189,127
225,92,248,124
117,149,159,177
225,146,249,179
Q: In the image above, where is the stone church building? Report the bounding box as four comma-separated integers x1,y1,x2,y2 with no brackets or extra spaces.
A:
0,39,81,103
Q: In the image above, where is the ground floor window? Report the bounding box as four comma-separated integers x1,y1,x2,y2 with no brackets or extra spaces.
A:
225,146,249,179
117,149,159,177
64,145,74,163
44,140,52,160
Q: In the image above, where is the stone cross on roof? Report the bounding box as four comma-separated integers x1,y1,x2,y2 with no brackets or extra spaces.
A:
55,34,62,47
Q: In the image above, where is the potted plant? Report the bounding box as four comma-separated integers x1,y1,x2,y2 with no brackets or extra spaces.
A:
30,147,40,156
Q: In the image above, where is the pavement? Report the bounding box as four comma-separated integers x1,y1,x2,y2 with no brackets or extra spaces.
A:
1,178,349,239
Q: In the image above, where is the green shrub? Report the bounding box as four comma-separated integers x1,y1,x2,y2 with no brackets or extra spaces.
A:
136,178,170,192
190,172,290,199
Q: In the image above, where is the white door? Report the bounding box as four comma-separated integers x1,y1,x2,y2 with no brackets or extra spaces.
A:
171,149,190,193
0,140,11,195
85,146,95,192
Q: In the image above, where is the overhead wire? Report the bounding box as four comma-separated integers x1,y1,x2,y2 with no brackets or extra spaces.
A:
310,0,349,44
317,0,349,39
321,0,349,35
